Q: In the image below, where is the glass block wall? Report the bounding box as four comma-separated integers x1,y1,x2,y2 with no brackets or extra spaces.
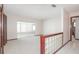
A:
45,34,63,54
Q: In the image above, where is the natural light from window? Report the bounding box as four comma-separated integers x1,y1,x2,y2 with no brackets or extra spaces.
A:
17,22,36,33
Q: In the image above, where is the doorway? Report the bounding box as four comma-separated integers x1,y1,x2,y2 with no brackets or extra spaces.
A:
70,16,79,41
0,5,7,54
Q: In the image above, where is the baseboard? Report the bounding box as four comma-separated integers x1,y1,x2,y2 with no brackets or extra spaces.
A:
75,39,79,40
53,40,71,54
7,38,17,41
62,40,71,47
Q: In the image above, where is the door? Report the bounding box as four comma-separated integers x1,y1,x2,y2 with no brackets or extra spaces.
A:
70,16,79,40
3,14,7,45
0,6,2,53
0,5,4,54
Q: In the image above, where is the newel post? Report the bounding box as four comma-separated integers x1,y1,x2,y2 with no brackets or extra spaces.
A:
40,35,45,54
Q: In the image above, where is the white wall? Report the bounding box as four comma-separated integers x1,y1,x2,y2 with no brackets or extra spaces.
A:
70,11,79,17
6,8,70,42
63,9,70,44
7,14,17,40
43,18,62,35
16,16,43,35
43,8,70,45
43,9,63,35
7,14,43,40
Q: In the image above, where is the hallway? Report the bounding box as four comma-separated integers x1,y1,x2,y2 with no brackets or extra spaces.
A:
1,4,79,54
57,38,79,54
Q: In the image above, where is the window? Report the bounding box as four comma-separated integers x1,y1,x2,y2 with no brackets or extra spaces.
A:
17,22,36,33
74,22,76,27
17,22,21,33
33,24,36,31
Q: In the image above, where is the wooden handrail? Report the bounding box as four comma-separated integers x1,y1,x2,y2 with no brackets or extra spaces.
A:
40,35,45,54
44,32,63,38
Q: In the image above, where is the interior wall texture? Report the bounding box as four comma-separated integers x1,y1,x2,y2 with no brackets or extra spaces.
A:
43,8,70,45
7,14,17,40
43,8,63,35
7,14,43,40
6,7,70,43
63,9,70,44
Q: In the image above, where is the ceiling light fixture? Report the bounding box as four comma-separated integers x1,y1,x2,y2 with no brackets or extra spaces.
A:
51,4,56,7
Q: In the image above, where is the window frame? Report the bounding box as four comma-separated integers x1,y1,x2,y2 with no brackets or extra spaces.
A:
17,21,36,33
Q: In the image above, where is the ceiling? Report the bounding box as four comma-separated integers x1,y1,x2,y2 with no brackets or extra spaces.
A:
4,4,79,20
